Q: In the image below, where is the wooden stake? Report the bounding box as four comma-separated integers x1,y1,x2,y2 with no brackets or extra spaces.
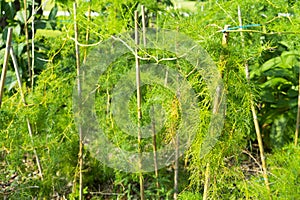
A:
135,10,145,200
10,46,43,180
0,27,43,180
222,25,230,47
295,69,300,146
10,47,25,102
0,28,13,108
202,21,228,200
83,0,91,64
73,3,83,200
173,114,179,200
151,109,159,189
141,5,147,47
23,0,32,83
237,6,271,196
141,4,160,192
31,0,35,89
203,163,210,200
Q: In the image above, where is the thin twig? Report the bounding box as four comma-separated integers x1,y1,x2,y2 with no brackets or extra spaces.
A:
218,29,300,35
242,150,262,170
216,1,237,24
110,35,193,62
89,191,125,196
69,37,103,47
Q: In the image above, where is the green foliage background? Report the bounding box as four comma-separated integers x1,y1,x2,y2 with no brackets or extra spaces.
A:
0,0,299,199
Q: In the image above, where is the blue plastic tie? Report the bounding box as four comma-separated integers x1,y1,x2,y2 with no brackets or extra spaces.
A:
221,24,261,32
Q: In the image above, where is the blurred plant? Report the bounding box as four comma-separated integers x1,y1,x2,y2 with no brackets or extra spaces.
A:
251,46,300,149
244,144,300,199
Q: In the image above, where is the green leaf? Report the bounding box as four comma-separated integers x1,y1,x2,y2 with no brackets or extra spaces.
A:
278,41,293,50
280,57,297,69
0,48,5,66
0,34,4,47
35,20,47,29
17,42,26,57
261,91,276,103
287,87,298,98
15,10,27,24
281,50,300,58
48,5,58,21
264,68,294,79
4,70,17,91
13,24,21,36
260,56,281,72
261,77,292,89
1,1,16,20
272,98,298,109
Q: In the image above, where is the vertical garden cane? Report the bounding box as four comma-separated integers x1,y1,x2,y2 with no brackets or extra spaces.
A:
294,69,300,146
31,0,35,89
73,3,83,200
23,0,32,83
0,27,43,180
237,6,271,196
141,5,160,192
203,25,228,200
0,28,12,107
83,0,92,64
135,10,145,200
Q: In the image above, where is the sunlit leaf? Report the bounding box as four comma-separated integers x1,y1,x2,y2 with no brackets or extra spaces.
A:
48,5,58,21
260,56,281,72
261,77,292,89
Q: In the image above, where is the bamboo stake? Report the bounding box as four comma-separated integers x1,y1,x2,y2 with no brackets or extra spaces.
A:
83,0,91,64
295,69,300,146
10,46,43,180
222,25,230,46
237,6,271,195
23,0,32,82
73,3,83,200
141,5,147,47
10,48,25,102
202,25,228,200
31,0,35,89
135,10,145,200
141,4,160,191
173,112,179,200
151,109,159,189
203,163,210,200
0,28,13,108
0,27,43,181
173,29,181,200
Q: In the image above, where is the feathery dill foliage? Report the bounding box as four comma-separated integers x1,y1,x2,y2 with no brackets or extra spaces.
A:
0,0,300,199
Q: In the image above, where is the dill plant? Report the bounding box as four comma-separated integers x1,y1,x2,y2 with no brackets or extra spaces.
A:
1,0,300,199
